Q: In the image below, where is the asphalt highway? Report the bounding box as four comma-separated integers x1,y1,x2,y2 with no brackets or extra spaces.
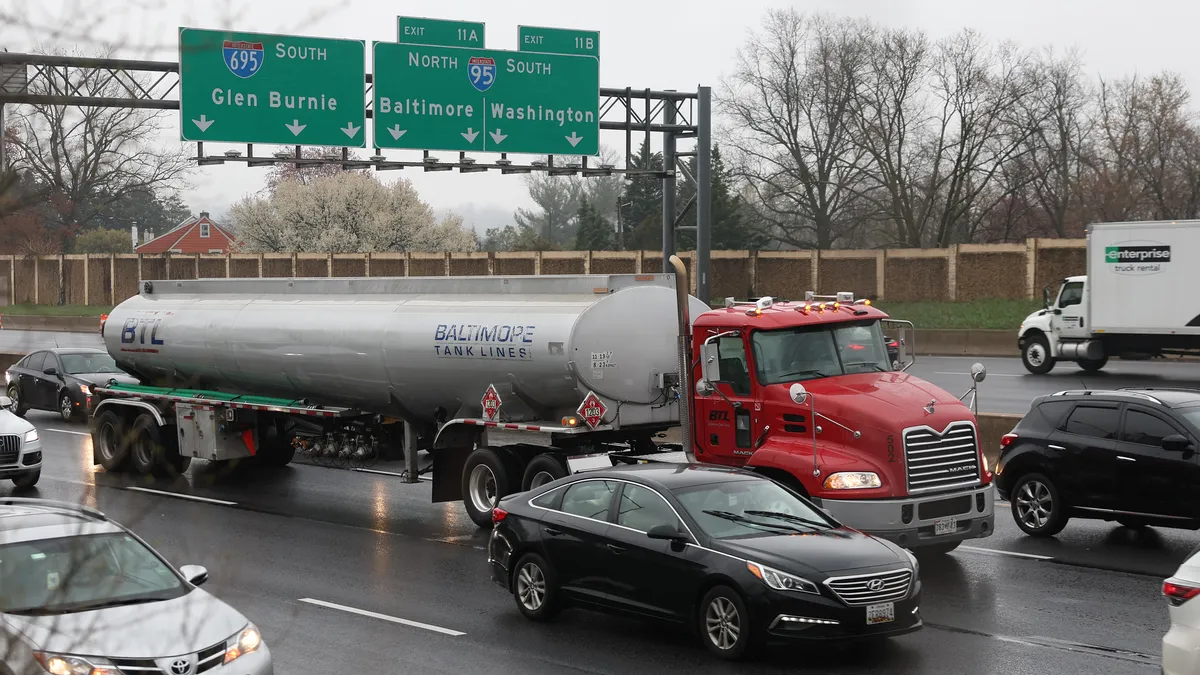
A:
1,409,1186,674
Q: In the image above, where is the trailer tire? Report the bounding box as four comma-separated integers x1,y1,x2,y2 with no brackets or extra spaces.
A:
93,409,129,472
129,413,167,476
159,426,191,478
462,447,512,528
258,420,294,468
522,454,568,491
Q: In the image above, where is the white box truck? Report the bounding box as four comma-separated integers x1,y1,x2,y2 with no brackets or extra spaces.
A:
1018,220,1200,373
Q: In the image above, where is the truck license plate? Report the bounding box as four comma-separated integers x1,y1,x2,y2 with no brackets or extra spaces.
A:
934,517,957,535
866,602,895,625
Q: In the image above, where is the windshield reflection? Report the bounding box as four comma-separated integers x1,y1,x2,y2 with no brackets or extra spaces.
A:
752,320,891,384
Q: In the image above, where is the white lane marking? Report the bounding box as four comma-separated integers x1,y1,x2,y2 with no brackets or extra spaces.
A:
298,598,465,636
45,428,90,436
957,545,1052,561
123,486,237,506
351,467,433,482
934,371,1022,378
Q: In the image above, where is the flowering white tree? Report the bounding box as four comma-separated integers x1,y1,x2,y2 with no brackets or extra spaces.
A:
230,172,478,253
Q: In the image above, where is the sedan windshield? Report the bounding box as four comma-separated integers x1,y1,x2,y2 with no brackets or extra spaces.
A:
0,533,187,615
752,320,891,384
59,353,120,375
672,479,835,540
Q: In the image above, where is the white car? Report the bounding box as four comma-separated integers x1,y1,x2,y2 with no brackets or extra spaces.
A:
0,395,42,488
0,498,273,675
1163,545,1200,674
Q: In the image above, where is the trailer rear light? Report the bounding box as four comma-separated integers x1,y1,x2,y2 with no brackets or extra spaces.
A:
561,416,579,427
1000,433,1017,448
1164,580,1200,606
492,507,508,524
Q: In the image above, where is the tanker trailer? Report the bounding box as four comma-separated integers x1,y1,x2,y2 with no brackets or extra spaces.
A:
91,268,706,526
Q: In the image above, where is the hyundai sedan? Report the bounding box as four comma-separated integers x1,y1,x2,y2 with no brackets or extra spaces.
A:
488,464,922,660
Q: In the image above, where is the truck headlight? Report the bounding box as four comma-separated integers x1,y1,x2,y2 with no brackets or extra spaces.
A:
224,623,263,664
823,472,881,490
34,651,118,674
24,428,39,443
746,561,819,594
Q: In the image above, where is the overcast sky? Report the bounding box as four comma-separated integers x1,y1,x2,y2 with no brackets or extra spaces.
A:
5,0,1200,232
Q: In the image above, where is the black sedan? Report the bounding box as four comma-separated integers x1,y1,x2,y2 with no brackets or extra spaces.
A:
488,464,921,660
5,348,135,422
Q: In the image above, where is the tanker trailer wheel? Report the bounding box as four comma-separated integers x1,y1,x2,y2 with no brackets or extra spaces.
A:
522,454,568,491
129,413,170,476
93,409,130,472
462,447,512,528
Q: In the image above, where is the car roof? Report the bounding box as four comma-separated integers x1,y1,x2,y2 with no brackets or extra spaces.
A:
1045,388,1200,408
0,500,121,546
47,348,106,355
573,463,762,490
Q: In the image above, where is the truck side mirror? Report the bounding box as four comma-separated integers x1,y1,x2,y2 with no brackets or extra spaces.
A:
1042,287,1052,309
696,379,716,397
700,342,722,383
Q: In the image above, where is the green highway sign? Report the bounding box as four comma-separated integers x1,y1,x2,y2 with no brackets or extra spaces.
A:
178,28,366,147
518,25,599,58
397,17,484,48
372,42,599,156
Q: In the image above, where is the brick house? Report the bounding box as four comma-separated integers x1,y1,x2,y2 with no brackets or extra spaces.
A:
135,212,238,254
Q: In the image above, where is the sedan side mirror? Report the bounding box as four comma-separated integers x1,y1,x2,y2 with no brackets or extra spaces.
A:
1163,434,1194,453
42,367,57,376
179,564,209,586
646,524,688,543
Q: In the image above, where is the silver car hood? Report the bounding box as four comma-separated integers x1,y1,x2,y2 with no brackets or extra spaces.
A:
0,410,34,435
3,588,247,658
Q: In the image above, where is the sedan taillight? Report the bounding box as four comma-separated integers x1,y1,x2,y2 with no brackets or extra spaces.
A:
1164,580,1200,606
492,506,508,524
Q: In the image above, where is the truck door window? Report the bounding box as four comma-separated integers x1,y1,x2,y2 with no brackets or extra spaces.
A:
715,337,751,395
1058,282,1083,308
1061,405,1119,439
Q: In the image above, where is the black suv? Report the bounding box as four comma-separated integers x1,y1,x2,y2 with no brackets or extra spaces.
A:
995,388,1200,537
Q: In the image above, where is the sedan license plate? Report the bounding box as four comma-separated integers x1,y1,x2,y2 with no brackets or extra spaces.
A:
934,517,957,535
866,602,895,625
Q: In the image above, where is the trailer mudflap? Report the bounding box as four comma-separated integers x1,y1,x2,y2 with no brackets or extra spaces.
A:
432,446,470,503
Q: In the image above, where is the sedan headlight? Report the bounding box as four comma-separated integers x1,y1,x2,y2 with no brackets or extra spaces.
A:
224,623,264,664
823,471,881,490
746,561,819,594
34,652,118,675
24,428,38,443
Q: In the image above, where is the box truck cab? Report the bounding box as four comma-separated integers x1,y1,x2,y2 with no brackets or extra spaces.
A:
692,294,995,554
1018,220,1200,374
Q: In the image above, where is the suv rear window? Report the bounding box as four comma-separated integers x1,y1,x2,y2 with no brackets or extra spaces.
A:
1018,400,1074,432
1062,405,1119,439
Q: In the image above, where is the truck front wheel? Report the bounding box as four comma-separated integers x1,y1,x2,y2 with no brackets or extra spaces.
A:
462,447,512,528
1021,334,1056,374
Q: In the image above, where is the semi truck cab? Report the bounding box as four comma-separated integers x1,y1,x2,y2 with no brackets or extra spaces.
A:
690,294,995,554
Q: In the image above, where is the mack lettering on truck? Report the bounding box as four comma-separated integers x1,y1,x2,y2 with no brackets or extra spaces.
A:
1105,242,1171,275
433,323,536,360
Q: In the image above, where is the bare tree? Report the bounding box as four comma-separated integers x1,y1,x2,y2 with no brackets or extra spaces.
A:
7,49,193,235
720,10,872,249
1087,76,1146,222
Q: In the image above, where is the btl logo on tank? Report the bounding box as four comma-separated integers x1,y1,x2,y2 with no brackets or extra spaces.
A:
468,56,496,92
223,39,264,79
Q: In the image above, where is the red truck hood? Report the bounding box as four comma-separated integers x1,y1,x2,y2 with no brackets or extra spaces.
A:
747,370,986,499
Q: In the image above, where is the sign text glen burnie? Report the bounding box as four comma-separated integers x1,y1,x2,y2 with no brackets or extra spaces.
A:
179,28,366,147
373,42,600,155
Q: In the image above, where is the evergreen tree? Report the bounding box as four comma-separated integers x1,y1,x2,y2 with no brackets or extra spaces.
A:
573,199,613,251
619,139,663,250
674,144,767,250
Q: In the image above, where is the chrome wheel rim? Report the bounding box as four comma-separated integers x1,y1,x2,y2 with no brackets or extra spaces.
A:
1016,480,1053,530
60,395,72,420
516,562,546,611
705,597,741,651
468,463,497,514
529,470,556,490
1026,343,1046,367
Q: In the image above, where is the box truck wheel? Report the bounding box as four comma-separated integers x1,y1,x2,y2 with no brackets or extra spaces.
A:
92,409,130,472
462,447,512,528
1078,356,1108,372
1021,334,1056,374
523,454,568,491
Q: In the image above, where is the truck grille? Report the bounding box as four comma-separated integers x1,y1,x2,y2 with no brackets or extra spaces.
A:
825,569,913,606
0,435,20,465
904,422,980,493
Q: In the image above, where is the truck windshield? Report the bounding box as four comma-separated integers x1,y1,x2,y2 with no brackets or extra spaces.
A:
751,320,891,384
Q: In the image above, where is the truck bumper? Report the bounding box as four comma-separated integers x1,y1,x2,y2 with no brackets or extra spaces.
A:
813,484,995,549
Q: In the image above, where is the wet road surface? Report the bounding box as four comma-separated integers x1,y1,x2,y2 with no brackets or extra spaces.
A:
1,410,1181,674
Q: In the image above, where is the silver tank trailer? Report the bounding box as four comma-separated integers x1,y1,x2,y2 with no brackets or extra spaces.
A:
104,274,709,429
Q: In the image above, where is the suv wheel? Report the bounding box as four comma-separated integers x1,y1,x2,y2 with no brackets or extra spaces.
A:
1011,472,1068,537
1021,335,1056,374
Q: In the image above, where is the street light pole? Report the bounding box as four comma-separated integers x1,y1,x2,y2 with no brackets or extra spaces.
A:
616,199,632,251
